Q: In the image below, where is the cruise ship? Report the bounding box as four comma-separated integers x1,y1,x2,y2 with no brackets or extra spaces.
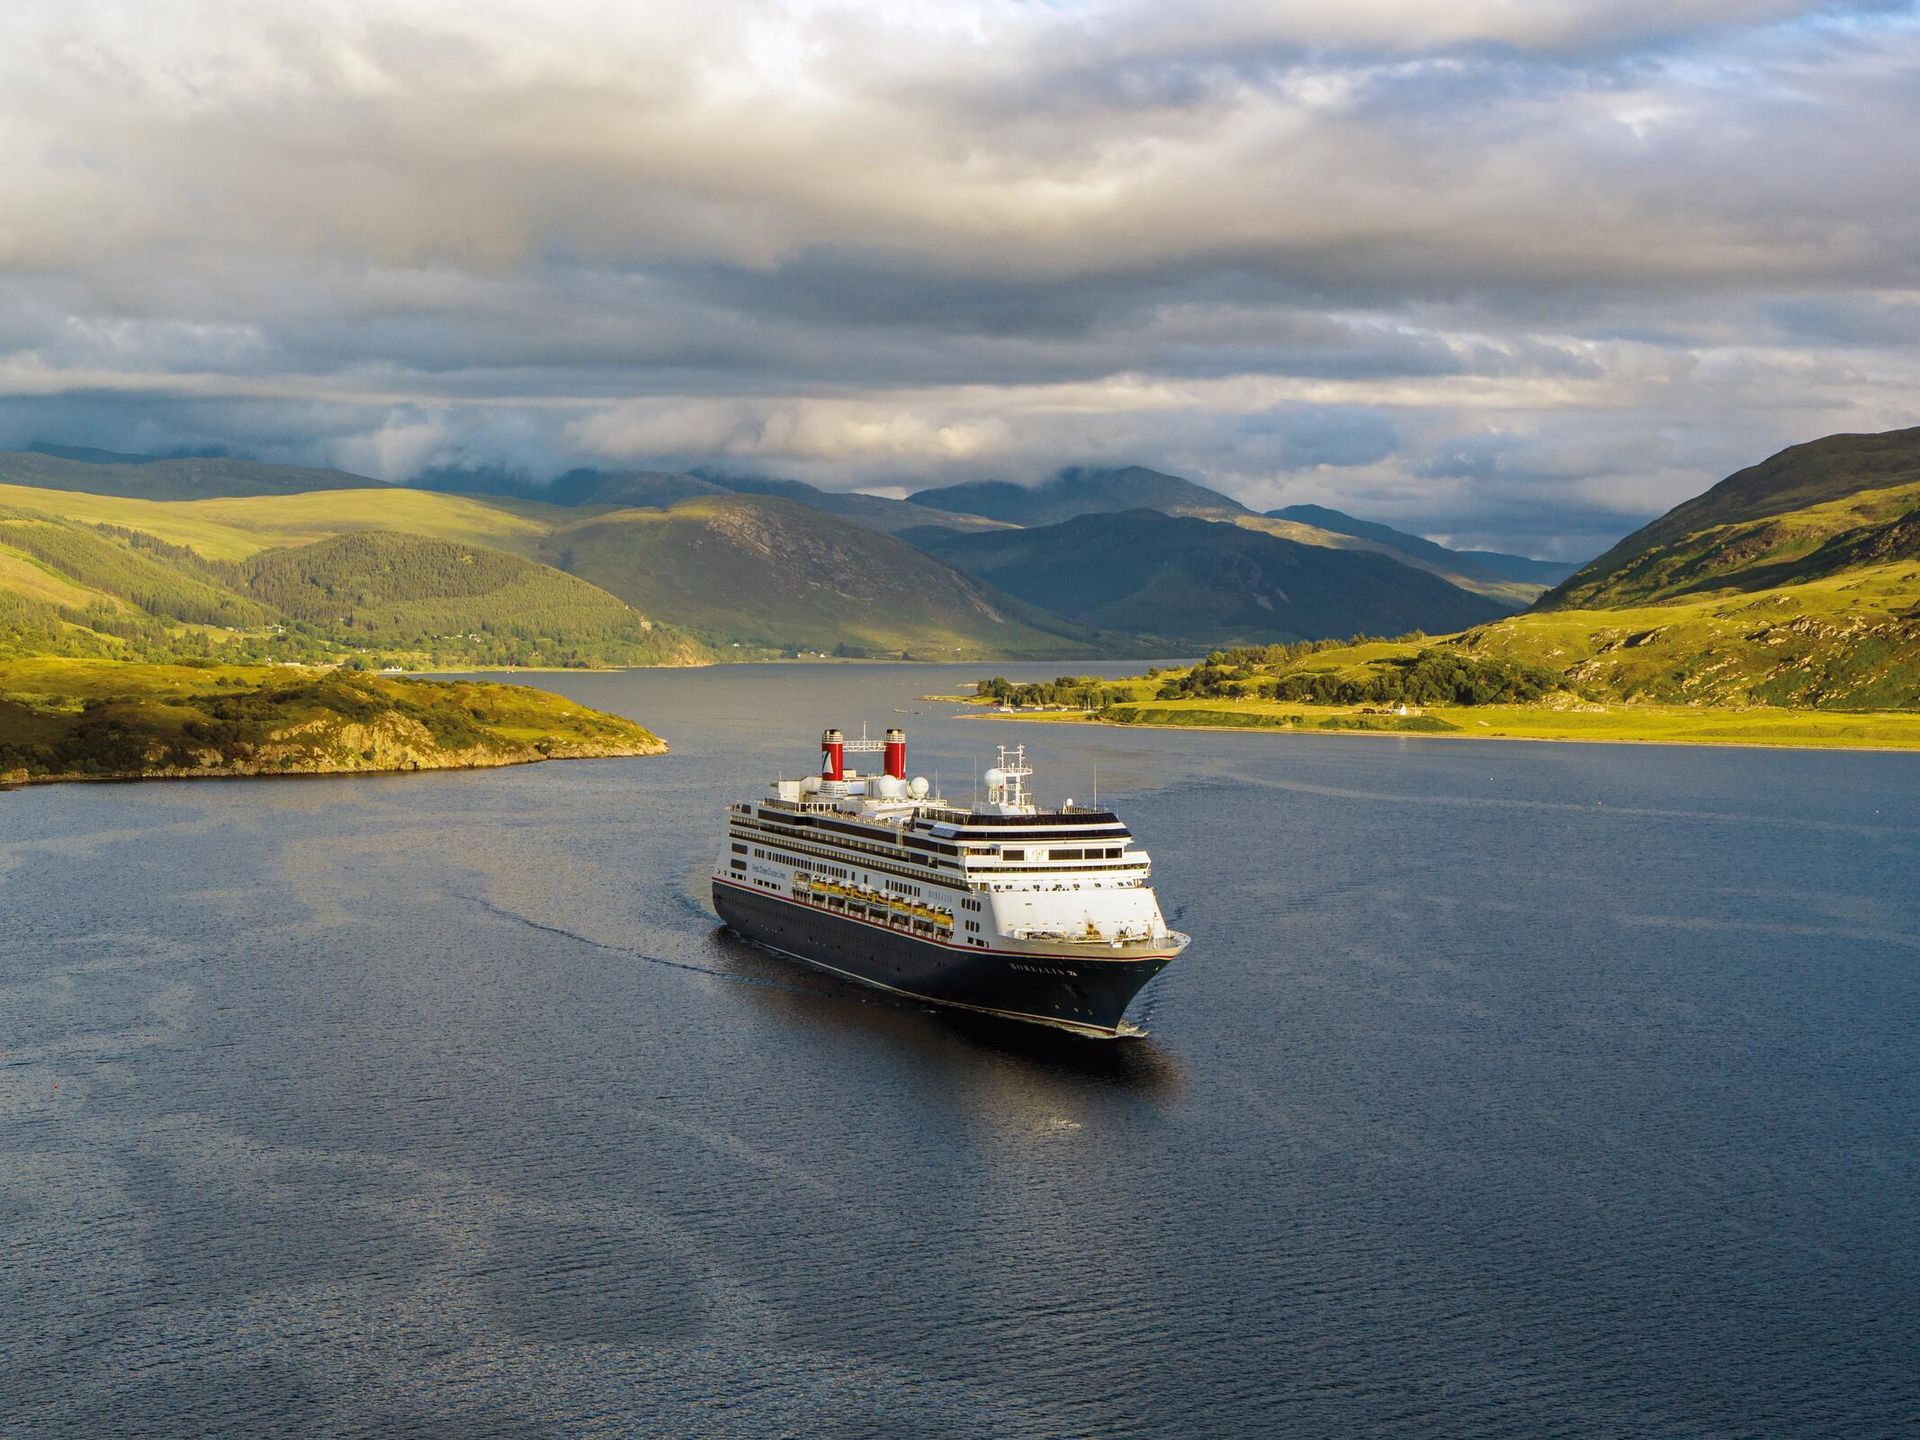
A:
712,725,1188,1037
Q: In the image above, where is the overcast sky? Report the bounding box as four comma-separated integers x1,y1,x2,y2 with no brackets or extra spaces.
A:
2,1,1917,555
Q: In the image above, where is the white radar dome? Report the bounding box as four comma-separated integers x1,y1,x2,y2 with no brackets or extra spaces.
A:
983,767,1007,790
908,776,930,799
874,775,908,800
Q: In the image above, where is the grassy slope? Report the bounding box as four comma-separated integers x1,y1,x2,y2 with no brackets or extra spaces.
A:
1540,479,1920,610
0,495,710,669
0,482,553,561
1440,564,1916,707
0,513,271,626
1181,562,1919,710
963,550,1920,748
0,544,118,610
0,658,666,783
237,532,706,666
1544,427,1920,609
0,480,1094,660
0,451,382,500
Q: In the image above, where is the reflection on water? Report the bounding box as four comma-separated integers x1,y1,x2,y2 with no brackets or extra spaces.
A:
3,661,1917,1438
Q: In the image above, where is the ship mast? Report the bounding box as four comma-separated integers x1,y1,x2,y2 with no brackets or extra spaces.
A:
996,743,1032,810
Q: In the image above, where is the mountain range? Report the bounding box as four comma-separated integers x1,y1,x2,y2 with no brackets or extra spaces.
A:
0,429,1912,717
0,446,1580,663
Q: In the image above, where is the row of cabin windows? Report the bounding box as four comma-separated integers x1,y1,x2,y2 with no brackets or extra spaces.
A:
751,822,932,866
742,823,946,876
753,846,850,881
735,829,964,893
993,846,1124,862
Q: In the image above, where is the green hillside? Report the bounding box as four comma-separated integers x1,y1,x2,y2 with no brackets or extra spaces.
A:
0,511,269,627
1083,434,1920,716
0,481,555,561
0,449,384,500
1078,556,1920,717
1543,428,1920,609
0,476,1102,661
237,532,706,667
535,494,1103,657
916,509,1508,647
0,492,709,669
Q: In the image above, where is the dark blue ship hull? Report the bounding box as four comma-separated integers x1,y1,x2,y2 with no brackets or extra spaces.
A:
713,878,1171,1037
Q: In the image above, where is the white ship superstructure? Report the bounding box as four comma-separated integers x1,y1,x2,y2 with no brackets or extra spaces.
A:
712,726,1187,1037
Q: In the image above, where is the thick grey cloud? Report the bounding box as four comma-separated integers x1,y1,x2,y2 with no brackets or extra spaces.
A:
1,0,1917,555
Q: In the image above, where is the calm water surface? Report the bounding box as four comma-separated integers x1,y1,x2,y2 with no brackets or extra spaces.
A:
3,663,1916,1438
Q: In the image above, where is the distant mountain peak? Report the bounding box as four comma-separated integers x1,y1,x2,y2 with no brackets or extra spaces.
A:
907,464,1247,526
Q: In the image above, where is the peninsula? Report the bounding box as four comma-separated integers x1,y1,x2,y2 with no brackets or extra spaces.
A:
0,659,665,786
